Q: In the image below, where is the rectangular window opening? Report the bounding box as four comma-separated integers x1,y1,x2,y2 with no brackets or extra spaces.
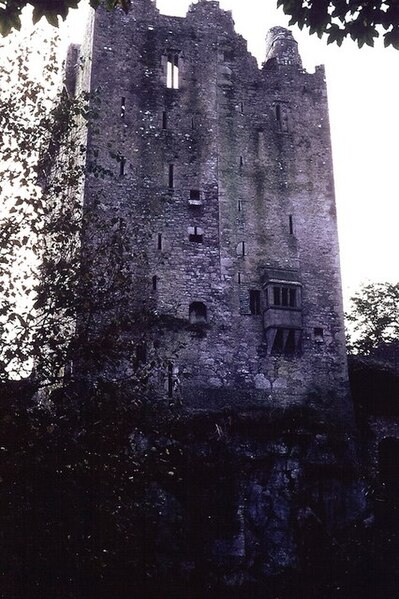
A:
190,189,200,201
120,96,126,119
237,200,243,212
239,156,243,167
289,214,294,235
167,54,179,89
250,290,261,315
188,226,203,243
152,275,157,291
314,327,324,342
168,164,174,188
162,111,167,129
157,233,162,250
167,363,174,397
119,155,126,176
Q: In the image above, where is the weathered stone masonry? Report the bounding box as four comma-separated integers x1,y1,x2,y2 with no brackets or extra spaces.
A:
74,0,350,413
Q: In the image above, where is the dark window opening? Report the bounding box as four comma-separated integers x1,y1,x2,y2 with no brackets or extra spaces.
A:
191,116,195,129
120,96,126,119
190,189,200,201
162,111,167,129
167,362,174,397
239,156,243,167
237,272,242,284
168,164,174,188
240,102,244,113
314,327,324,342
119,155,126,176
152,275,157,291
276,103,281,122
188,226,203,243
157,233,162,250
289,214,294,234
167,53,179,89
133,343,147,370
189,301,207,324
250,290,261,315
237,200,243,212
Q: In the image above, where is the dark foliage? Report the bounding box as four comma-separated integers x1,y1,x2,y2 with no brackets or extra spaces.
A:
279,0,399,48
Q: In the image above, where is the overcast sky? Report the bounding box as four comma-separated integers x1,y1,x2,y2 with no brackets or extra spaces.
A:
54,0,399,305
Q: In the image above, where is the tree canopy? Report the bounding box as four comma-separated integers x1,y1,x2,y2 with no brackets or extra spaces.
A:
279,0,399,48
346,282,399,355
0,0,130,36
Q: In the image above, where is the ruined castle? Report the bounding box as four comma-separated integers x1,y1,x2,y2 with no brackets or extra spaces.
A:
67,0,350,414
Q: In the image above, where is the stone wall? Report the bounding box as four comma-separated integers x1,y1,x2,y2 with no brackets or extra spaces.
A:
77,0,350,419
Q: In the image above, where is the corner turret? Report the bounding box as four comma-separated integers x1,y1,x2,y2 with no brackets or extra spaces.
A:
264,26,302,67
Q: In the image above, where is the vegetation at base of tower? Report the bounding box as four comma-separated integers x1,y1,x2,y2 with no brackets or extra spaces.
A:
345,281,399,355
279,0,399,49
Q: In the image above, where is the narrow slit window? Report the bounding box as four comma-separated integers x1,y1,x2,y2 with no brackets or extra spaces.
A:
289,288,296,307
237,272,242,284
237,200,243,212
162,111,167,129
119,155,126,176
120,96,126,119
273,286,280,305
240,102,244,113
289,214,294,234
152,275,157,291
236,241,246,256
157,233,162,250
191,116,195,129
167,363,174,397
239,156,243,167
188,226,203,243
250,290,261,315
167,53,179,89
168,164,174,188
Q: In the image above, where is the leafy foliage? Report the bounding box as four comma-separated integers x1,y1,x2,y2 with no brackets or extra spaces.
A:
0,0,131,36
346,282,399,354
0,32,170,386
278,0,399,49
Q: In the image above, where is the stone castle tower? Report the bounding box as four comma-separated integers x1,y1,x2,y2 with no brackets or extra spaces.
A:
71,0,350,412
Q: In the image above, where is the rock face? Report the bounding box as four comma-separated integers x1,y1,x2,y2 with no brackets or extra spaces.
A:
60,0,365,584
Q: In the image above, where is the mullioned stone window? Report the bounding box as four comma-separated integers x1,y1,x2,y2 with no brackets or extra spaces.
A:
166,53,179,89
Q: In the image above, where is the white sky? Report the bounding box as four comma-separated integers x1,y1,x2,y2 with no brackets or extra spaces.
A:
27,0,399,307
